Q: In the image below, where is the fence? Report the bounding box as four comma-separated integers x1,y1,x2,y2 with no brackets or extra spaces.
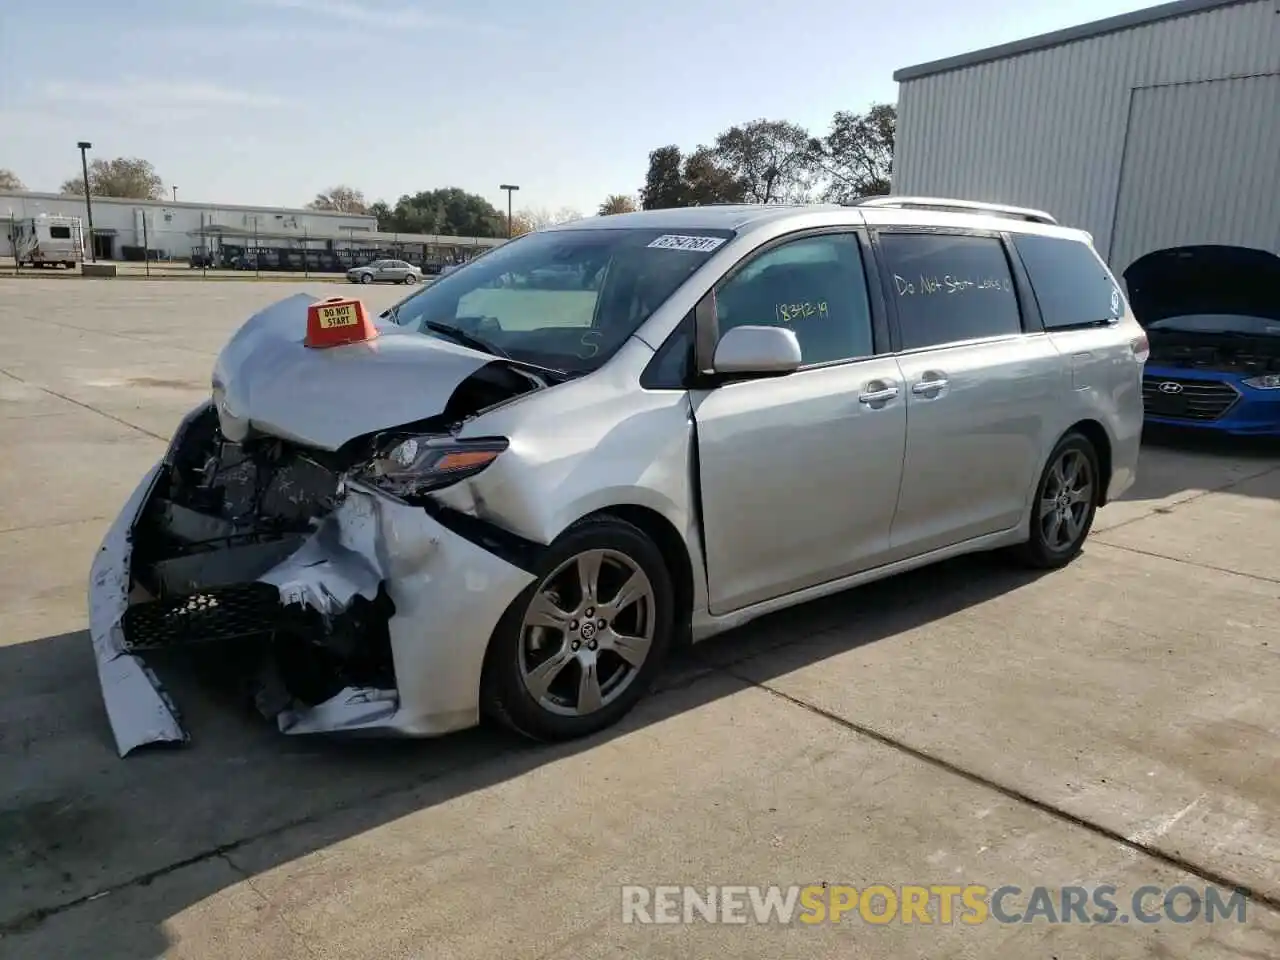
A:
4,213,495,279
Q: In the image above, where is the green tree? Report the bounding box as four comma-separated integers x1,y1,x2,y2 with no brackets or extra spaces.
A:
380,187,505,237
640,146,686,210
0,169,24,191
368,200,392,228
598,193,638,216
711,119,818,204
59,157,165,199
681,148,747,206
308,185,368,213
640,145,746,209
811,103,896,202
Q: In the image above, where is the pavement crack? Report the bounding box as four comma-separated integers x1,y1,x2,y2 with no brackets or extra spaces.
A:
0,368,167,442
1090,539,1280,585
724,666,1280,918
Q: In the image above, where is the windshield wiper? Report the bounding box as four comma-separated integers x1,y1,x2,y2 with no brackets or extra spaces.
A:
420,320,510,358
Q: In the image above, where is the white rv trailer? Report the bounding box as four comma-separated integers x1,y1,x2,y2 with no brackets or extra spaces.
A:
7,215,85,268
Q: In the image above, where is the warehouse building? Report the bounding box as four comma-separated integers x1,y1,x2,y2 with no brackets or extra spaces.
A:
891,0,1279,281
1,191,504,268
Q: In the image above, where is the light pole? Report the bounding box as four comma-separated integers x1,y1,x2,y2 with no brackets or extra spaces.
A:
77,141,95,262
172,186,178,203
499,183,519,238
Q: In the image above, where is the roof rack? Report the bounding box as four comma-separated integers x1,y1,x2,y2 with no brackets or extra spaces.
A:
849,196,1058,225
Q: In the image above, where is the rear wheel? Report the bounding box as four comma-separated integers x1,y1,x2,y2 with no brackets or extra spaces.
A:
481,516,674,741
1012,431,1100,569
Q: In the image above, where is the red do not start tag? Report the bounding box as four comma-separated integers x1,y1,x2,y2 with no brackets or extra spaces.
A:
305,297,378,348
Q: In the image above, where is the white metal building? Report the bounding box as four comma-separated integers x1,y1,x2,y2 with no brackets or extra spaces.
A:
0,191,505,263
891,0,1280,279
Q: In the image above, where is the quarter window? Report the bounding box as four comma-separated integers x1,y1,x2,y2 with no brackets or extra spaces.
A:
1012,234,1123,329
878,233,1022,350
714,233,875,365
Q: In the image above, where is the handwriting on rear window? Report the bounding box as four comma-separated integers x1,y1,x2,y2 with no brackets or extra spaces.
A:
776,301,829,323
894,274,1012,296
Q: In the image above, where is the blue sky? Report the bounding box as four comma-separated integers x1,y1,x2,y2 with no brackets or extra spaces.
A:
2,0,1154,216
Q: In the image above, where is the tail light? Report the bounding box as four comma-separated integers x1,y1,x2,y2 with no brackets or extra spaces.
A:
1129,333,1149,364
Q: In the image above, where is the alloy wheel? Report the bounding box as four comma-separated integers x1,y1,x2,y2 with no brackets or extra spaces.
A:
518,549,656,717
1039,448,1094,552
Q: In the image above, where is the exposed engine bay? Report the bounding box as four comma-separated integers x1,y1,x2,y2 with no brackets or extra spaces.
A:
127,406,397,713
120,353,545,726
1147,331,1280,375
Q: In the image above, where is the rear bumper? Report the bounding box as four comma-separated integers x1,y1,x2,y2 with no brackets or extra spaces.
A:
89,461,536,757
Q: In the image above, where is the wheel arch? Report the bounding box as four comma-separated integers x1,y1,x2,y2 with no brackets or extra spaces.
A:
583,504,696,648
1063,418,1113,505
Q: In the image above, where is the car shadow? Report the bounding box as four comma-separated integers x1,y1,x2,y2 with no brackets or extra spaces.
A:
1118,425,1280,504
0,550,1044,957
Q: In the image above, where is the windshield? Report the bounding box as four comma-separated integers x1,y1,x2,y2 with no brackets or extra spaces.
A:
389,226,733,374
1148,314,1280,336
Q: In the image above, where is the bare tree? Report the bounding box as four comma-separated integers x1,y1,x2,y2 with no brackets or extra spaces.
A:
598,194,638,216
307,185,369,214
59,157,165,199
520,207,586,230
0,169,24,191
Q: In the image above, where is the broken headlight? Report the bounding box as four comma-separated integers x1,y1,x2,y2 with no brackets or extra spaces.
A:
354,435,508,501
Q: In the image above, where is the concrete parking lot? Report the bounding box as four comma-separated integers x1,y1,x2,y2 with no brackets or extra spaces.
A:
1,277,1278,959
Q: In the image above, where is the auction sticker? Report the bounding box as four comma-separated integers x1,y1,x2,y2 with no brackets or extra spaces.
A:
647,234,727,253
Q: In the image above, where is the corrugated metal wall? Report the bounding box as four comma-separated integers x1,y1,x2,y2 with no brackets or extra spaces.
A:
893,0,1280,268
1110,74,1280,273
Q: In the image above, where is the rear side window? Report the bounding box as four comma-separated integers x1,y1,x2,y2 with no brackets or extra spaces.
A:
878,233,1021,350
1012,234,1122,329
49,226,72,239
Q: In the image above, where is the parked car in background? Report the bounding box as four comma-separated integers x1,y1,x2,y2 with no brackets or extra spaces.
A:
347,259,422,284
90,198,1145,758
1124,245,1280,436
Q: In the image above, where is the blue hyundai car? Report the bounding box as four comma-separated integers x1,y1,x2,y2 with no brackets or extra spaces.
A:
1125,245,1280,437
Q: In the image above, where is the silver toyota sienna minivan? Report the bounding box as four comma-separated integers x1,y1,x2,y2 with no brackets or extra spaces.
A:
90,197,1146,756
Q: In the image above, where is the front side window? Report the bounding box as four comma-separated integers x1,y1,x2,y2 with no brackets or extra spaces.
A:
878,233,1022,350
1012,234,1122,329
49,226,72,239
392,227,731,375
714,233,875,365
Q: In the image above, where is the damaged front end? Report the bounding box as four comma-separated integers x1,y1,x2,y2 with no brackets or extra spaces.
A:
90,295,547,757
91,404,400,755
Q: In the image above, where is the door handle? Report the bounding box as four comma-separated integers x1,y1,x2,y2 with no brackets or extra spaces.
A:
911,377,949,395
859,385,900,404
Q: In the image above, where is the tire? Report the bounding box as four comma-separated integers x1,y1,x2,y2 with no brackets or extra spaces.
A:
359,272,373,284
403,273,417,285
1011,431,1101,569
481,515,675,741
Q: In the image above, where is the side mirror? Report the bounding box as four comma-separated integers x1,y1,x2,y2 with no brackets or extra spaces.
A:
712,325,802,377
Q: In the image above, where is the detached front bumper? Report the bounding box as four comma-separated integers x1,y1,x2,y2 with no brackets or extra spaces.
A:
89,462,536,758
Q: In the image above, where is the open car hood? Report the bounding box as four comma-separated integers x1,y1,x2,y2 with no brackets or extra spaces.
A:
212,293,539,451
1123,245,1280,327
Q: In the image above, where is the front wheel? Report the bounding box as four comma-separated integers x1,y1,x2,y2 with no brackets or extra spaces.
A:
481,516,675,741
403,273,417,284
1012,431,1100,569
359,272,373,284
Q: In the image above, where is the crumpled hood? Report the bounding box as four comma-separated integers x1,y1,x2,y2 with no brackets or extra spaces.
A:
211,293,507,450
